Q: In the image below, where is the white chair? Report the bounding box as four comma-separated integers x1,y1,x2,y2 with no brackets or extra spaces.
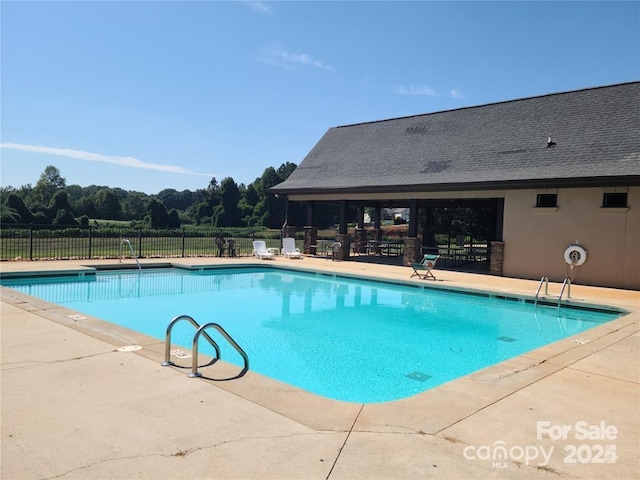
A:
281,237,302,259
252,240,275,260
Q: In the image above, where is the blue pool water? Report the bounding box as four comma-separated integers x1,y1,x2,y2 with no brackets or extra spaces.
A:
2,267,621,403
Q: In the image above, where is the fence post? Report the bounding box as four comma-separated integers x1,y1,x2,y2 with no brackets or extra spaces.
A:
88,226,93,259
138,228,143,258
181,229,186,258
29,224,33,261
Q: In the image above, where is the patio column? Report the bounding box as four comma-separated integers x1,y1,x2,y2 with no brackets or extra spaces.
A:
372,205,382,254
338,200,348,235
354,206,366,254
335,233,351,260
304,226,318,255
408,199,418,237
303,202,317,254
490,241,504,275
403,237,422,265
282,225,296,239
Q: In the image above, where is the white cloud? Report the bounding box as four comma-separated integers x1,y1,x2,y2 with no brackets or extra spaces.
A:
450,88,465,99
0,143,213,177
260,43,335,72
243,1,273,14
395,84,464,99
396,84,438,96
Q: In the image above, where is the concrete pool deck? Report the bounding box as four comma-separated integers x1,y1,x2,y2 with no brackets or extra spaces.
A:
1,257,638,479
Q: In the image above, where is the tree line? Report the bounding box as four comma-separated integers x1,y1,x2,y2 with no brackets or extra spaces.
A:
2,165,495,241
0,163,309,229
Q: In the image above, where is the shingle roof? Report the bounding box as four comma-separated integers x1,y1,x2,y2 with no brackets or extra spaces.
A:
270,82,640,195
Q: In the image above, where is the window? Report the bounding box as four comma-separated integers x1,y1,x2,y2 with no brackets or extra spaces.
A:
602,193,628,208
536,193,557,208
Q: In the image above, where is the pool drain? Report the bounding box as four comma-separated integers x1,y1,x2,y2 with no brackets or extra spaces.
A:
405,371,431,382
497,336,517,342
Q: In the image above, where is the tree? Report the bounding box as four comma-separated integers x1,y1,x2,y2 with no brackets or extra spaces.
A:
6,193,35,223
167,209,181,228
214,177,241,227
53,208,78,226
45,190,76,224
244,184,260,207
93,188,122,220
276,162,297,180
122,192,147,220
0,205,21,224
147,198,169,228
33,166,66,206
49,190,73,212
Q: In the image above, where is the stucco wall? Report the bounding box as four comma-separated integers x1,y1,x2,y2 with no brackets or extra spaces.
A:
502,187,639,290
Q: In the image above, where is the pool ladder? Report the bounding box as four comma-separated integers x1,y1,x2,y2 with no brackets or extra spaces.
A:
161,315,249,378
119,239,142,271
534,276,571,308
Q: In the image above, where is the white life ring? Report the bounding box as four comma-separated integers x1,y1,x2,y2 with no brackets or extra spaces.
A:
564,245,587,267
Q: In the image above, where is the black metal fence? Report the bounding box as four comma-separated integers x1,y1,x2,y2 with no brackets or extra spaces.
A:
0,224,284,261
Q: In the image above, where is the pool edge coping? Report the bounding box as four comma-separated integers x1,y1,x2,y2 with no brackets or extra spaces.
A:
1,258,638,433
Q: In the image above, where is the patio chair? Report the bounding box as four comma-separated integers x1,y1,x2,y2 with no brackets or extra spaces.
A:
410,254,439,280
214,236,226,257
252,240,275,260
226,239,237,257
327,241,342,261
281,237,302,259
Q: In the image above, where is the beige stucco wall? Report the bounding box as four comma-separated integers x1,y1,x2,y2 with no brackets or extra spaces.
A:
502,186,639,290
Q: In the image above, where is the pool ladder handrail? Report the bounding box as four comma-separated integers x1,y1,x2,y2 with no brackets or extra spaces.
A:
534,276,571,308
161,315,249,378
534,276,549,306
188,322,249,378
162,315,221,368
119,239,142,271
558,277,571,308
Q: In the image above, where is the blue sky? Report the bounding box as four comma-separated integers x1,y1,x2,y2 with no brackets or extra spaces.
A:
1,1,638,195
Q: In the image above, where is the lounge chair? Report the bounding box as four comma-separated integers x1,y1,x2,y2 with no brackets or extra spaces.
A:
410,254,439,280
252,240,275,260
281,237,302,259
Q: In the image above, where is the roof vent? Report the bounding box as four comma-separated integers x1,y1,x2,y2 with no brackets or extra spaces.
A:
547,136,556,148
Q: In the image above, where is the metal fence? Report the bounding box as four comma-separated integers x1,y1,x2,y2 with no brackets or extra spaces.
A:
0,224,285,261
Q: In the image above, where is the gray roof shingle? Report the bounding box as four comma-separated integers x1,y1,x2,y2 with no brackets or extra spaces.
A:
271,82,640,194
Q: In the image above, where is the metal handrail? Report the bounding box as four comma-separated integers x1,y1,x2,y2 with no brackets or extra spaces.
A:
534,276,549,306
119,239,142,271
189,322,249,378
161,315,221,367
558,278,571,308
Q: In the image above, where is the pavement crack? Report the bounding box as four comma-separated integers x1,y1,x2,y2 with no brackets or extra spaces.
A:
41,432,339,479
326,403,364,479
1,350,115,371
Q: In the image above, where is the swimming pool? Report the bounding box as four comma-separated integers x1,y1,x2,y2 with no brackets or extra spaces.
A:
1,267,622,403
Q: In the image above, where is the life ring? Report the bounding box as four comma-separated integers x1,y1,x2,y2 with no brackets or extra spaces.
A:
564,245,587,267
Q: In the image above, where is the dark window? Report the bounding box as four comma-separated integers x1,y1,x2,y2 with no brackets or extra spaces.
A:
602,193,628,208
536,194,557,208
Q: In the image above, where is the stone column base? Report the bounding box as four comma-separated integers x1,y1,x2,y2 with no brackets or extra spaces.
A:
403,237,422,266
304,226,318,255
490,241,504,276
335,233,351,261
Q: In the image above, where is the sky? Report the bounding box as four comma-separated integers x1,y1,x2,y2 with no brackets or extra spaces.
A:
1,1,638,195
